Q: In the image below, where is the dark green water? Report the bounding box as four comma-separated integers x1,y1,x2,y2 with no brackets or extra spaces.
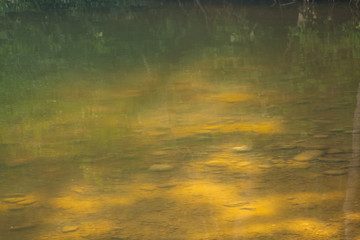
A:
1,2,360,239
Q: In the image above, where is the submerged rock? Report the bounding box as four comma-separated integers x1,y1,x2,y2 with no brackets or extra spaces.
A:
294,150,324,161
3,195,37,206
62,226,79,233
18,199,37,206
323,170,347,176
326,148,351,154
10,224,37,231
232,145,252,153
149,164,174,171
3,197,26,203
204,160,228,167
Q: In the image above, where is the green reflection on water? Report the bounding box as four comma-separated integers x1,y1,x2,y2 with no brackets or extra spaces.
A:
1,2,360,240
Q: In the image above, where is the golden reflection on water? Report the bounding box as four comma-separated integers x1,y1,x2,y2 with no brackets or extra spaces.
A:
1,19,360,240
1,64,356,239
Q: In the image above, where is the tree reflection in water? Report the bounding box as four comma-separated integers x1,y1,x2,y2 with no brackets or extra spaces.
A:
344,82,360,239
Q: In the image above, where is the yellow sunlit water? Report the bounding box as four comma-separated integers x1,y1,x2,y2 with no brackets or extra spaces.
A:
1,2,360,240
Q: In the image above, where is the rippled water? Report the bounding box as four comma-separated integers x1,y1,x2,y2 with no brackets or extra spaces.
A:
1,2,360,239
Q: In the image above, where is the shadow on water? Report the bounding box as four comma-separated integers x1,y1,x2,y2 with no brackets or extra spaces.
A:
1,1,360,239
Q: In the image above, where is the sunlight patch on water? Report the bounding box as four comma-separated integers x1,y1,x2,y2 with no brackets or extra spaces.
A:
188,150,260,175
242,218,340,239
169,179,241,206
285,218,339,236
211,92,256,103
40,219,116,240
185,191,344,239
345,212,360,221
52,195,101,214
173,121,282,137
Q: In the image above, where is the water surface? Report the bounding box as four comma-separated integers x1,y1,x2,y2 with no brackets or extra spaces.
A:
1,2,360,239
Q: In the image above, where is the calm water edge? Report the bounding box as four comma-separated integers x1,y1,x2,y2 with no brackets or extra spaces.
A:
1,2,360,239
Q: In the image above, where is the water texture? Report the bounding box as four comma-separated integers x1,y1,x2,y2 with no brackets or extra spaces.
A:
1,2,360,239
